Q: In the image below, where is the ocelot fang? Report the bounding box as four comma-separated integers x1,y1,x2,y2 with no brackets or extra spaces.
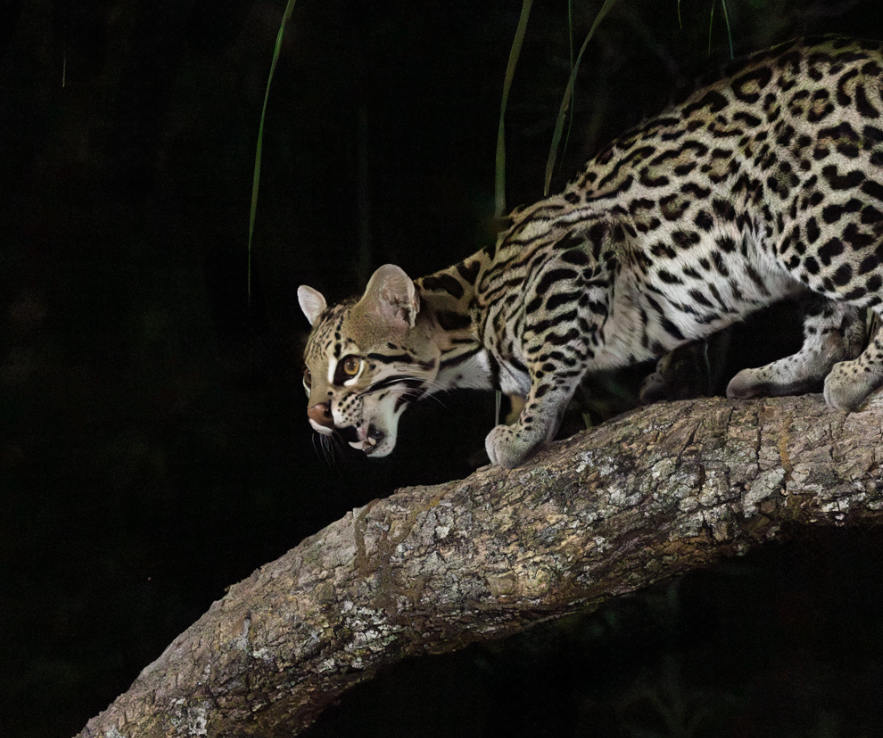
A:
298,37,883,469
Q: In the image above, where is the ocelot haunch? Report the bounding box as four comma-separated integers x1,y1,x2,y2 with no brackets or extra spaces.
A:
298,37,883,469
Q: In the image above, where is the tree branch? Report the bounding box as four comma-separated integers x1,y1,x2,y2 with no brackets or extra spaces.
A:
77,395,883,737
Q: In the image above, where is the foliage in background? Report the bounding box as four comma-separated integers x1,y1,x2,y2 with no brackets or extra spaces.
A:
251,0,738,297
544,0,619,195
498,0,737,198
704,0,734,58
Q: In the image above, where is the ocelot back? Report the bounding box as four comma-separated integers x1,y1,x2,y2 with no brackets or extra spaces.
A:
298,37,883,468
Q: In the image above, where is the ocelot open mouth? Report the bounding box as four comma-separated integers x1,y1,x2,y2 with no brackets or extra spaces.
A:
342,424,386,453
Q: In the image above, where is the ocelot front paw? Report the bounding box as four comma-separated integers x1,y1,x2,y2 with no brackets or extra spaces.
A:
485,424,543,469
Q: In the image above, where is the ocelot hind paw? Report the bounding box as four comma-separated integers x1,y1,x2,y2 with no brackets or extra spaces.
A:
823,360,883,411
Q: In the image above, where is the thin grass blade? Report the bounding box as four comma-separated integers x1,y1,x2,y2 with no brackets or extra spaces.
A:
561,0,576,176
707,0,715,56
494,0,534,424
248,0,298,302
495,0,534,218
720,0,734,58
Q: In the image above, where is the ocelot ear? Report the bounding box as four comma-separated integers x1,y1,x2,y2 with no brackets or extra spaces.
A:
297,285,328,326
359,264,419,329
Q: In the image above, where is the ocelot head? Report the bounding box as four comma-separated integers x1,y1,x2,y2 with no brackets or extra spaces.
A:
298,265,441,457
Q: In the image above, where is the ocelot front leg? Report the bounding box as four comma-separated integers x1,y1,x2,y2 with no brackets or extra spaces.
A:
484,254,602,468
485,367,585,469
726,294,865,400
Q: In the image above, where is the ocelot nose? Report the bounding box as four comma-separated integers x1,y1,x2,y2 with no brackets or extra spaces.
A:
307,402,334,428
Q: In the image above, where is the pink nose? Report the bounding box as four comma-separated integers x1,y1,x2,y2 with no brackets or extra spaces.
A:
307,402,334,428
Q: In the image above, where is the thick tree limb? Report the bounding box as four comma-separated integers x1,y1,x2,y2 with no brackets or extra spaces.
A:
77,395,883,738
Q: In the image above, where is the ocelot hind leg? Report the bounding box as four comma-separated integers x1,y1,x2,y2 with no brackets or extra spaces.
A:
824,308,883,411
727,294,865,400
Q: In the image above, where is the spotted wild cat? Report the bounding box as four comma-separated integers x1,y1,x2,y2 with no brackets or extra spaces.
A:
298,37,883,468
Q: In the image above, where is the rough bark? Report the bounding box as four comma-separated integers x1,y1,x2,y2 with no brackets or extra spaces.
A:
77,395,883,738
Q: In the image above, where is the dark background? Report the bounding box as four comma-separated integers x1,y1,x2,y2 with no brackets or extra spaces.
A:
2,1,883,736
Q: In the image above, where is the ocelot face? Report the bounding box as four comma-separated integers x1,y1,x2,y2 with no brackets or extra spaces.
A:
298,266,441,457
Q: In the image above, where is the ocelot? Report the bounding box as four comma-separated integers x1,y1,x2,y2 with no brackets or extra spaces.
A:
298,37,883,469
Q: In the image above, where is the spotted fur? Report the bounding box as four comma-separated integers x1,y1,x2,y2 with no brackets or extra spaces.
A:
299,37,883,468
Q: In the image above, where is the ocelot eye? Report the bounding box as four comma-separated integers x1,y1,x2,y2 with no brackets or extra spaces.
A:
334,355,363,384
303,367,312,394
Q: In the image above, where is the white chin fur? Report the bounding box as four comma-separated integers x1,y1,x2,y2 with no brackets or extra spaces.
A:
309,420,335,435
